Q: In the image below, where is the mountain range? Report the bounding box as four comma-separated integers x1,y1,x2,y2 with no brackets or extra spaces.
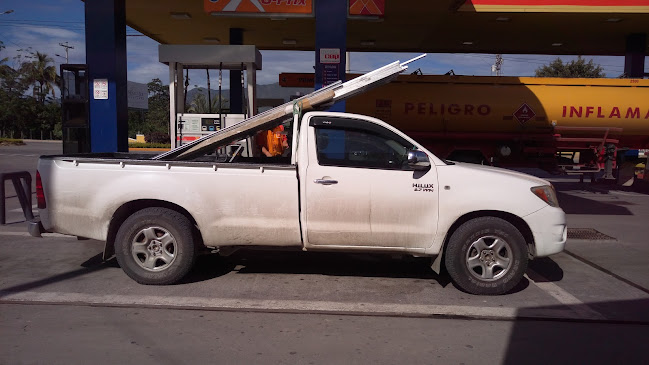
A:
184,83,313,109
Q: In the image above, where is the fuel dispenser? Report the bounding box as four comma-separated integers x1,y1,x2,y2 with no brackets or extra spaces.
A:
60,64,90,153
176,113,250,157
158,45,262,152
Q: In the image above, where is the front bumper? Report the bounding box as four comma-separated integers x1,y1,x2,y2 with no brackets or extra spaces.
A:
524,206,567,258
27,218,45,238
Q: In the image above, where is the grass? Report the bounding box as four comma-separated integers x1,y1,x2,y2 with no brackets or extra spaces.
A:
128,142,171,149
0,138,25,146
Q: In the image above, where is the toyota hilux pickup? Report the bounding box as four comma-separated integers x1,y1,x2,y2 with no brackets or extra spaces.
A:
29,57,566,295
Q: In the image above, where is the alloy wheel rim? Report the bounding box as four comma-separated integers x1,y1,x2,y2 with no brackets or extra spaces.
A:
131,226,177,272
465,235,512,281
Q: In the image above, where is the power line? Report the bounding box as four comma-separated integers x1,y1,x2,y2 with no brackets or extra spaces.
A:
0,20,143,35
0,30,24,48
0,18,85,24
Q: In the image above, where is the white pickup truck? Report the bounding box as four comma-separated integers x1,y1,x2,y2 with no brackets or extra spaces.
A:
30,58,566,295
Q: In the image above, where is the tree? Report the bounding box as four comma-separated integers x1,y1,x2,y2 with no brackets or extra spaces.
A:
187,93,226,114
0,43,30,137
144,78,170,135
535,56,605,78
0,41,7,66
20,51,59,104
0,46,61,139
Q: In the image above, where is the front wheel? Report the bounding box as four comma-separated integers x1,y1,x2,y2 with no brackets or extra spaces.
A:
444,217,528,295
115,207,197,285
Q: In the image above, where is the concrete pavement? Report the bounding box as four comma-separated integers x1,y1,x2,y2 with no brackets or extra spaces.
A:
1,141,649,364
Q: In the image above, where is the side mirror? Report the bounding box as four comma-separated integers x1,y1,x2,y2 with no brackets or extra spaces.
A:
407,150,431,171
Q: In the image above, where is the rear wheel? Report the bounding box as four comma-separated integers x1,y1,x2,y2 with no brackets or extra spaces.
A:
115,207,197,285
444,217,528,295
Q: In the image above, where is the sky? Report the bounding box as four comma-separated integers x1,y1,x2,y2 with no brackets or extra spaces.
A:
0,0,645,93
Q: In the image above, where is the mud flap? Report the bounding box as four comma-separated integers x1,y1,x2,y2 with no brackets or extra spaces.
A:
431,254,442,274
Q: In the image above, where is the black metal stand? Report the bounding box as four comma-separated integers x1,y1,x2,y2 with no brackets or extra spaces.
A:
1,171,34,225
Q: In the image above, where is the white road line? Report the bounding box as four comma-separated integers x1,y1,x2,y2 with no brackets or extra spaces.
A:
526,270,606,320
9,206,37,213
0,290,603,321
0,232,70,238
0,153,38,157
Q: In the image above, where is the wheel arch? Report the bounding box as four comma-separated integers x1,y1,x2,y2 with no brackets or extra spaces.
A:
431,210,535,273
103,199,203,261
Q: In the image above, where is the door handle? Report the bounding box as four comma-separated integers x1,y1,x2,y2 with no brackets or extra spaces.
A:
314,179,338,185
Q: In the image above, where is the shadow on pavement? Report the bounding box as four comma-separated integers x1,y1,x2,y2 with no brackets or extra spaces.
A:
0,253,117,296
203,250,453,287
527,257,564,282
179,254,236,284
554,179,649,196
155,250,560,293
505,298,649,365
553,182,634,215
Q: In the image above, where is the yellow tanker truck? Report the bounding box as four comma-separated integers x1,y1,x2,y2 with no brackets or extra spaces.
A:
345,74,649,178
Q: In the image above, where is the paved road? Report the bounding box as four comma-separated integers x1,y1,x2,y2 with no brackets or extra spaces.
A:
0,139,61,173
1,141,648,364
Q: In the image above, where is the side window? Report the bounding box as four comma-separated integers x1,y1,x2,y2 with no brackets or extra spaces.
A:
314,120,413,170
181,117,293,165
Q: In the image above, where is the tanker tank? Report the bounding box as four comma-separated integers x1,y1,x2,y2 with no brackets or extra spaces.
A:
346,74,649,149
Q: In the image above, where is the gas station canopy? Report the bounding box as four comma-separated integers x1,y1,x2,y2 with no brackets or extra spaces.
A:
126,0,649,56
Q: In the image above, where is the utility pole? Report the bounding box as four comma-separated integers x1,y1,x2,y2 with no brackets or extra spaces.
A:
58,42,74,63
492,54,504,76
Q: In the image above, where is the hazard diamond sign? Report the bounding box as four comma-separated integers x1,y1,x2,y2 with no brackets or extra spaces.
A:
513,103,536,124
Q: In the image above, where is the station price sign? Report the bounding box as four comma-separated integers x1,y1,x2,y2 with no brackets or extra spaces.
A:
322,64,340,86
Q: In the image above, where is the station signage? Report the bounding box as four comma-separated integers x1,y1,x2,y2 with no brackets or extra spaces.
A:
93,79,108,100
205,0,313,16
127,81,148,110
322,64,340,86
349,0,385,17
279,73,315,88
457,0,649,12
320,48,341,64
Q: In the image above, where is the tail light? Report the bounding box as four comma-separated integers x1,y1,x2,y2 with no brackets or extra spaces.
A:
36,170,46,209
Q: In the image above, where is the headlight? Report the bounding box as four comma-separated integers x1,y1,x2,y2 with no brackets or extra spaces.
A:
531,185,559,207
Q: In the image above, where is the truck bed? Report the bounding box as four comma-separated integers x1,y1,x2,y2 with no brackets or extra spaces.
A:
39,153,292,166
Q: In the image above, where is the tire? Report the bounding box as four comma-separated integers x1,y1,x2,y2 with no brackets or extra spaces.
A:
444,217,528,295
114,207,197,285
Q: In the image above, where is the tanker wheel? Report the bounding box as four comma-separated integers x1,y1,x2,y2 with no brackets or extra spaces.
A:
115,207,197,285
444,217,528,295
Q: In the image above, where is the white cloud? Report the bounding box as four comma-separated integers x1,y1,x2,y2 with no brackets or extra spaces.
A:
25,26,81,40
4,25,85,68
258,50,314,84
127,63,169,84
126,35,167,83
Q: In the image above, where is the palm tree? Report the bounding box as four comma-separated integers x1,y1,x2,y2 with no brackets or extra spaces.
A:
187,93,227,114
0,41,8,65
20,51,58,104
